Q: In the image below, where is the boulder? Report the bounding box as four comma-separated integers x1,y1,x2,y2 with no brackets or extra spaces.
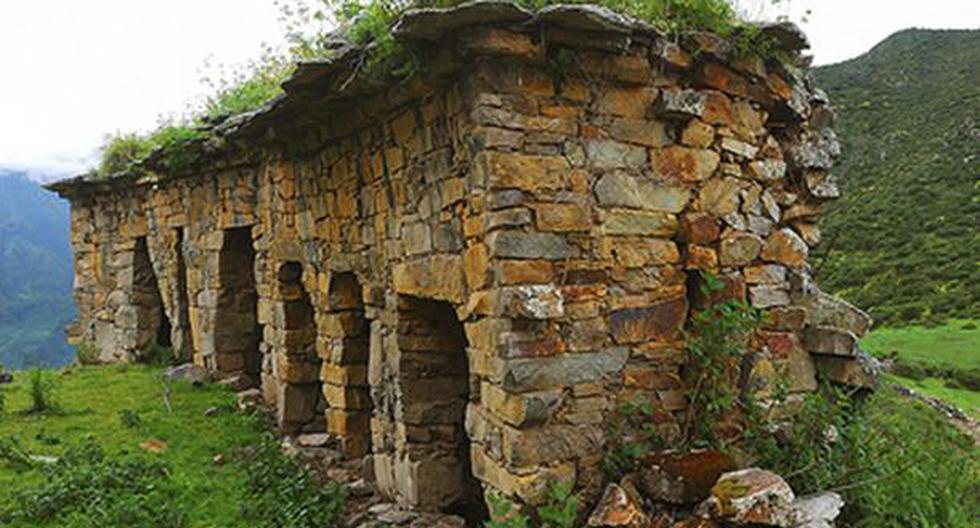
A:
637,450,737,504
790,492,844,528
163,363,208,385
587,479,651,527
698,468,795,527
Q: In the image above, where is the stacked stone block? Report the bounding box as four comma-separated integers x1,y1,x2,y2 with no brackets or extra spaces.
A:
49,3,873,515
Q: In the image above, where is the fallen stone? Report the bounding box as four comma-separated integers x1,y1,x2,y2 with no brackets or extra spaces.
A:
790,492,844,528
163,363,208,385
296,433,332,448
204,406,222,417
699,468,795,527
637,450,737,504
215,373,256,392
587,479,651,527
237,388,263,412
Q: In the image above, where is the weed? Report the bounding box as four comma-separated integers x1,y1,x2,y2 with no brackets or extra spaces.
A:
24,369,59,415
0,438,188,527
536,480,579,528
119,409,142,429
239,434,345,528
486,491,530,528
75,341,101,365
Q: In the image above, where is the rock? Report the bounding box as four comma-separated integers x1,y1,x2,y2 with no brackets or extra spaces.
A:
586,139,648,169
796,290,872,338
814,352,880,388
789,129,841,170
761,228,809,268
651,146,721,182
759,21,810,50
699,468,796,527
657,89,707,119
498,347,629,392
393,1,534,41
719,232,764,267
637,450,737,504
204,406,222,417
720,137,759,159
749,284,791,308
212,454,225,465
163,363,208,385
501,285,565,319
747,159,787,182
790,492,844,528
699,177,742,215
487,231,579,260
237,388,263,412
803,326,858,357
216,373,256,391
804,171,840,200
587,480,651,527
602,210,678,237
610,297,688,344
595,172,692,213
296,433,332,448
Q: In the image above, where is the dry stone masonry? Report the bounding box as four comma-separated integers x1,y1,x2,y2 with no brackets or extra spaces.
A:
48,1,876,521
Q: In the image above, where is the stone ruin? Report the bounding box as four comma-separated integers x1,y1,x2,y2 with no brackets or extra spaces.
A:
48,2,877,523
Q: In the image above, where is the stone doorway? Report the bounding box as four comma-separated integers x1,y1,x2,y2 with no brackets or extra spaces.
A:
396,295,486,521
215,227,261,377
132,236,170,355
173,228,193,362
275,261,324,433
324,272,371,457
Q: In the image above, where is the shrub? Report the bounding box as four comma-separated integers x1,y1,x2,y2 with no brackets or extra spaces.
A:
536,480,579,528
24,369,59,415
119,409,142,428
891,359,928,381
138,342,178,366
239,435,345,527
75,341,101,365
0,439,188,528
486,491,530,528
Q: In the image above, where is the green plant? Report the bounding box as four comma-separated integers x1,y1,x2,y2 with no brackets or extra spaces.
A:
682,271,764,448
239,434,345,527
75,341,101,365
24,369,59,415
602,399,666,477
536,480,579,528
138,342,179,366
485,491,530,528
0,439,188,527
119,409,142,429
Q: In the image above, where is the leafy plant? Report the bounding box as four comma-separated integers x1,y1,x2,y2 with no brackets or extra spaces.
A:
486,491,531,528
75,341,101,365
119,409,142,429
138,342,179,366
24,368,59,415
536,480,579,528
239,434,345,528
0,439,188,528
682,271,765,448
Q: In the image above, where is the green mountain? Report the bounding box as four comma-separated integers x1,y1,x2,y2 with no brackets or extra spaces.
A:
0,170,74,369
813,29,980,326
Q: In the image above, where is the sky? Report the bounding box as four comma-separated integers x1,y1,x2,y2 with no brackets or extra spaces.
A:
0,0,977,180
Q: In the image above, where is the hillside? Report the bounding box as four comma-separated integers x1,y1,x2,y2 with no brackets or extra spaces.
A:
813,29,980,326
0,171,74,368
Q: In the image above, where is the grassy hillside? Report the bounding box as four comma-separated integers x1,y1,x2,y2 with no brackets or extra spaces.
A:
0,171,74,369
813,29,980,326
0,365,342,527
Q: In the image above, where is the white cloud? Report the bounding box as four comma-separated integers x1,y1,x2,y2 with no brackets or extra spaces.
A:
1,0,977,179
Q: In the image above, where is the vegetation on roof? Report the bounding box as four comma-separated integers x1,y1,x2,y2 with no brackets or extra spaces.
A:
95,0,793,180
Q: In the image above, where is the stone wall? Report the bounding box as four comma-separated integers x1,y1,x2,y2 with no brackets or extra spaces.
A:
50,3,875,515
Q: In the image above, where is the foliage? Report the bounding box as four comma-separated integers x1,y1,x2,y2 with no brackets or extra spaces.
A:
0,438,188,528
98,124,206,178
682,271,766,447
485,491,530,528
24,369,59,415
138,342,179,366
602,398,667,477
0,365,274,526
75,341,100,365
239,434,345,528
0,172,75,370
813,29,980,326
754,384,978,527
118,409,141,428
484,480,579,528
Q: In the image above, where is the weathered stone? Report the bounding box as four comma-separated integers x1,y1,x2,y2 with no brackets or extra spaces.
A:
699,468,796,527
681,119,715,148
393,255,465,303
699,177,742,215
761,228,809,268
656,88,707,119
744,264,787,284
595,172,692,212
804,171,840,199
747,159,787,181
601,210,678,237
610,297,688,344
803,326,858,357
652,146,720,182
587,481,651,527
487,231,579,260
719,232,764,267
482,383,562,428
813,353,880,388
500,285,565,319
496,347,629,392
637,450,737,504
535,203,591,232
789,128,841,170
163,363,208,385
586,139,648,169
680,213,721,244
797,289,872,338
609,119,672,147
719,137,759,159
791,492,844,528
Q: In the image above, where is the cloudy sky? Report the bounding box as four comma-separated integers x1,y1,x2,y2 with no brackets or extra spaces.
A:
1,0,977,179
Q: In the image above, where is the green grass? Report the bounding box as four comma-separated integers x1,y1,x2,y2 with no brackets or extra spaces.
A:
861,319,980,370
861,320,980,418
0,364,265,527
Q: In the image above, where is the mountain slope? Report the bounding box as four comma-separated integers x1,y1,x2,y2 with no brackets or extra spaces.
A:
0,170,74,368
813,29,980,326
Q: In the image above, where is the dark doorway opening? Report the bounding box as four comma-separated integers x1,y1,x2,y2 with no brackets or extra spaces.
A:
216,227,261,379
133,237,171,357
397,295,486,523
